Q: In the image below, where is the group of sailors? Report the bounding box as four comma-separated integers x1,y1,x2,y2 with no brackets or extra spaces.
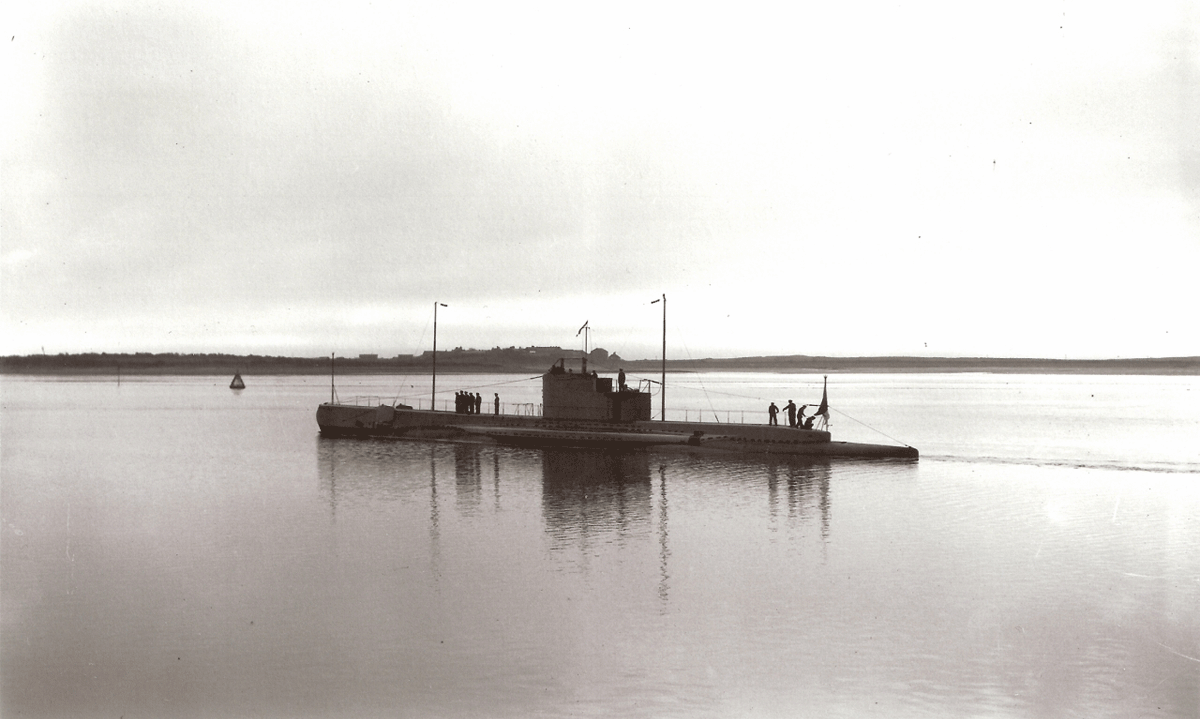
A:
455,391,482,414
454,391,501,415
767,400,818,429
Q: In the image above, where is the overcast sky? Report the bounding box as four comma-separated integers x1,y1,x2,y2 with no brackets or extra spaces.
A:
3,1,1198,360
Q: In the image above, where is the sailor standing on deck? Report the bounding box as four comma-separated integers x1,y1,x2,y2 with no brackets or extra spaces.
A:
784,400,797,428
618,369,627,391
768,402,779,425
494,393,500,415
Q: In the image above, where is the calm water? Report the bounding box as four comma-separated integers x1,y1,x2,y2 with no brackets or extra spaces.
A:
3,372,1198,718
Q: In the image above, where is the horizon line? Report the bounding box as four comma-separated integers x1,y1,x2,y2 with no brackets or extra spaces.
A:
3,350,1198,363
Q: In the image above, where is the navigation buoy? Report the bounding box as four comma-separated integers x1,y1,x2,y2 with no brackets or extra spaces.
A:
230,373,245,390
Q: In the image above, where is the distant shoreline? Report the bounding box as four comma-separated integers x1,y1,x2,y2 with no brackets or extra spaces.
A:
3,351,1197,376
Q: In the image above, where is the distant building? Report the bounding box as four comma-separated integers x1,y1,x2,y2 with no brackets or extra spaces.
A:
359,354,378,360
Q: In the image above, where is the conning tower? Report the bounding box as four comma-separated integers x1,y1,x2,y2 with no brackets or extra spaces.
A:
542,359,651,422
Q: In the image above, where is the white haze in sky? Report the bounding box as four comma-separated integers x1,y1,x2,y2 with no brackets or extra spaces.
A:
3,1,1198,359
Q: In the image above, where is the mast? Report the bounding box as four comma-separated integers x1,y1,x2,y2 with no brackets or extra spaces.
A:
661,294,666,421
330,352,335,403
651,294,665,421
432,302,447,411
576,320,590,371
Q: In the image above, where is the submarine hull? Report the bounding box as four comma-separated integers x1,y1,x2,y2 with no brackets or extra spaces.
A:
315,404,918,459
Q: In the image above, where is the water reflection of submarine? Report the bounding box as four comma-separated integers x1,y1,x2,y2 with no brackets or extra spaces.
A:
316,437,515,504
540,450,654,538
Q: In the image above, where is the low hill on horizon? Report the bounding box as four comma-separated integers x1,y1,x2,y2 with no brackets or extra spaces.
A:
2,348,1197,375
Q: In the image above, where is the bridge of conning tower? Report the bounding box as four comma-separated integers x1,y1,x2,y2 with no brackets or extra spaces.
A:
542,358,652,422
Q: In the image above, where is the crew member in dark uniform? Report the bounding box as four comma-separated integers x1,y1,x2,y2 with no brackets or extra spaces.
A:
768,402,779,425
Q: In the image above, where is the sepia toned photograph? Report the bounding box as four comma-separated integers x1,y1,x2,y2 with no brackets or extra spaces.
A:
3,2,1198,717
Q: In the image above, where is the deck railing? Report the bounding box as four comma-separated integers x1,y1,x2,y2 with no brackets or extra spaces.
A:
339,397,812,427
665,409,824,428
355,398,545,416
672,409,750,424
344,396,386,407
